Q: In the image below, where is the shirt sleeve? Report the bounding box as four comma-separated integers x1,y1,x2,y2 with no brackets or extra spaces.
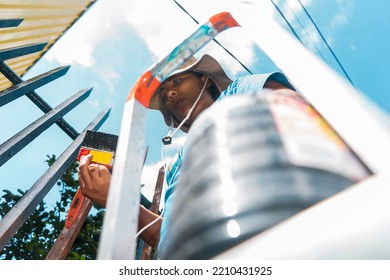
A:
218,72,295,101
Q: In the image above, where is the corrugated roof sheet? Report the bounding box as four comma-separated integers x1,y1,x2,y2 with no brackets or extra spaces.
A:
0,0,96,90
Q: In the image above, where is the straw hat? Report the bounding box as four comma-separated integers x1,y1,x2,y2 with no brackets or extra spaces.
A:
149,54,233,128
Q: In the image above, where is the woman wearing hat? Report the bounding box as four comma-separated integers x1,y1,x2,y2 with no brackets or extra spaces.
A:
78,54,296,252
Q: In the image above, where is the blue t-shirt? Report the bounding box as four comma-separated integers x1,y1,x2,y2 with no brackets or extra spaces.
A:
158,73,294,253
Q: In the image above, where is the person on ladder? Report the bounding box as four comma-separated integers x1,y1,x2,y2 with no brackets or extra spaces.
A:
78,54,296,255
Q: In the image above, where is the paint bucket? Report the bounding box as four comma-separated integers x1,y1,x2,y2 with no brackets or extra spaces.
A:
159,89,371,259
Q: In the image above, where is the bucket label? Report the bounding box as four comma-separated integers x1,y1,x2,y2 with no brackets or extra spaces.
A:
269,92,370,181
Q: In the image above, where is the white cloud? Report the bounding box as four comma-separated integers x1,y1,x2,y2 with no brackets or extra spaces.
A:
331,0,355,28
46,42,96,67
140,133,188,202
45,0,136,67
44,0,262,75
85,96,100,109
332,12,349,27
300,24,322,52
164,134,187,156
44,0,191,66
283,0,312,12
275,0,313,24
102,70,121,93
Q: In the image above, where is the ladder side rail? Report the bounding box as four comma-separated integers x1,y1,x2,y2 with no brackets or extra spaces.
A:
139,166,165,260
98,12,239,260
45,198,94,260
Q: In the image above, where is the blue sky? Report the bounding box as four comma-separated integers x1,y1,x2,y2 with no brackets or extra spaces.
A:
1,0,389,205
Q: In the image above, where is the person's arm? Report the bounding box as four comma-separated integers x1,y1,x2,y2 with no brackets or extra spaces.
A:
138,205,161,248
264,79,292,91
78,154,110,207
78,154,161,248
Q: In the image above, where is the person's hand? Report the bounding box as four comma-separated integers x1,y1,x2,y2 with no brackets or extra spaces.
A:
78,154,111,207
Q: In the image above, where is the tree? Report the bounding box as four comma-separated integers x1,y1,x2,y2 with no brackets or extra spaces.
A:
0,155,105,260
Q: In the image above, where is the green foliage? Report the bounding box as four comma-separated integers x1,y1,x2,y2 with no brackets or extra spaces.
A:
0,155,105,260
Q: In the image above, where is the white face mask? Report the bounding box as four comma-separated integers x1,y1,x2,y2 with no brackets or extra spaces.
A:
162,77,209,145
